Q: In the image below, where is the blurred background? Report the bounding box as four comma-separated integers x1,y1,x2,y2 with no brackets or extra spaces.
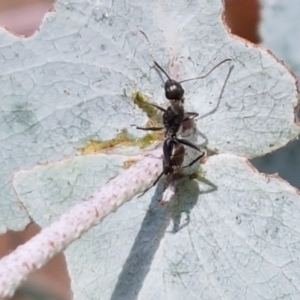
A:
0,0,298,299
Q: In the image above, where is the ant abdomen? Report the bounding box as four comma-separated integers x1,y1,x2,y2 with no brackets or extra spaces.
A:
163,141,185,176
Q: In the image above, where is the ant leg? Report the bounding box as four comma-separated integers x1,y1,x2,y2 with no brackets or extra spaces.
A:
138,170,165,198
182,152,205,169
183,112,199,122
131,125,164,131
132,122,163,136
136,100,167,113
176,138,203,153
176,138,206,167
145,102,167,113
132,102,166,131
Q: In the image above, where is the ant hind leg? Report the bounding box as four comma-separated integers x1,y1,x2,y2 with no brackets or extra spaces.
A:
138,170,165,198
182,151,206,169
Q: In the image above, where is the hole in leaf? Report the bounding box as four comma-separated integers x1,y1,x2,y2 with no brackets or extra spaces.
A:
224,0,261,44
0,0,55,38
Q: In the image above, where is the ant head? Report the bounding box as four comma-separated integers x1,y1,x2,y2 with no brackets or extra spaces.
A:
165,79,184,101
154,61,185,101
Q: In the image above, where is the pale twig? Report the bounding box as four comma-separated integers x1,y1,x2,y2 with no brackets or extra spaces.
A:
0,149,163,298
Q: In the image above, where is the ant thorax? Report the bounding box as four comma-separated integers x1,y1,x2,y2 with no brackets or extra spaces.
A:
162,101,185,136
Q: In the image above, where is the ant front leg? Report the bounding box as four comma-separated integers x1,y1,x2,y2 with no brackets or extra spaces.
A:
138,170,165,198
136,100,168,114
132,102,167,132
145,102,168,113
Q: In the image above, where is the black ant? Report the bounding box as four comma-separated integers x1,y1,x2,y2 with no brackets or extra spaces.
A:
134,33,233,196
134,63,234,197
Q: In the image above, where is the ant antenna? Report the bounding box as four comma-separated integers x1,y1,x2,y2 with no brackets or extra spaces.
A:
153,61,172,80
153,59,232,101
139,30,157,63
179,59,232,83
199,64,234,120
153,59,231,83
140,29,231,84
139,30,150,44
